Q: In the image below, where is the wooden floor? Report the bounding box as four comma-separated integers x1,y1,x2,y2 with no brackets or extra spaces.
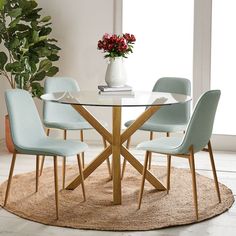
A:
0,142,235,236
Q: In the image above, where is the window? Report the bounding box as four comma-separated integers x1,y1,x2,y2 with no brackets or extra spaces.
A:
122,0,194,123
211,0,236,135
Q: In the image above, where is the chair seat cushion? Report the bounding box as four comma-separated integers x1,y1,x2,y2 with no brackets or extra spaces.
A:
136,137,185,155
124,120,187,133
44,120,93,130
15,137,88,156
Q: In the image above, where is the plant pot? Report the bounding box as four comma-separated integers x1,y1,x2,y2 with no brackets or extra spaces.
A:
105,57,127,87
5,115,15,153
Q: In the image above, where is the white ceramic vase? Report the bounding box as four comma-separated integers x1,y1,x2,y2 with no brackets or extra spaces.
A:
105,57,127,87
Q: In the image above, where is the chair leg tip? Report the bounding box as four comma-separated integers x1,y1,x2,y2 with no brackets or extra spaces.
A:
137,203,141,210
195,213,199,220
3,199,8,207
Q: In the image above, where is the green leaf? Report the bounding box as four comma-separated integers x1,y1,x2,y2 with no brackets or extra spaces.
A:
0,0,6,11
27,60,37,73
17,31,29,40
46,66,59,77
16,24,30,31
41,22,52,27
36,47,51,57
24,8,41,21
29,53,39,64
30,21,38,29
39,27,52,36
47,54,59,61
15,73,30,89
0,22,5,33
20,0,38,11
38,35,48,42
39,59,52,71
47,43,61,50
8,8,22,18
5,63,12,72
21,72,30,81
9,18,20,28
11,61,23,72
33,70,46,81
24,57,31,72
40,16,51,23
47,38,58,43
31,82,44,98
0,51,7,69
9,38,20,49
15,74,24,89
32,30,39,42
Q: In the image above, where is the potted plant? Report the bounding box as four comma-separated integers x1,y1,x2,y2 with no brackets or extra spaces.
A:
0,0,61,152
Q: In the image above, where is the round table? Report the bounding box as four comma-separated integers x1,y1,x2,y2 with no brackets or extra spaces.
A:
41,91,191,205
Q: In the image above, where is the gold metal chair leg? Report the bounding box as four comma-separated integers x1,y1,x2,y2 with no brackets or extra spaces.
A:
62,130,67,189
121,137,131,179
53,156,59,220
4,152,17,206
77,154,86,201
167,155,171,194
36,155,40,192
39,156,45,176
62,156,66,189
138,151,150,209
103,137,112,179
106,157,112,179
208,141,221,203
80,130,85,168
148,131,154,170
189,146,198,220
188,158,192,170
39,128,50,176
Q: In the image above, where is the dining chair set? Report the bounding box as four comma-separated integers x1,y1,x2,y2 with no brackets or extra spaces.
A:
3,76,221,220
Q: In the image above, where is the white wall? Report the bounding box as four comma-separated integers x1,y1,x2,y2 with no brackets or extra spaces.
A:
0,0,114,143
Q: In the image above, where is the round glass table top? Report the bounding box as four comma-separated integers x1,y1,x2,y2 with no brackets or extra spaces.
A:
41,91,191,107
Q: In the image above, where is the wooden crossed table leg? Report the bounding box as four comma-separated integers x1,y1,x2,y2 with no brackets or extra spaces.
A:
66,105,166,204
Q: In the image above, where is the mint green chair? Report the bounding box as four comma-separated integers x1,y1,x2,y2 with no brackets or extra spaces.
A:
40,77,112,187
122,77,191,176
137,90,221,220
4,89,88,219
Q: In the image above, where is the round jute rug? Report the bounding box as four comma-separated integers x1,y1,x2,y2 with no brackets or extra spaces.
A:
0,164,234,231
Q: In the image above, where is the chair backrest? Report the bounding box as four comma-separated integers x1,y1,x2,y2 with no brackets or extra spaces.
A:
149,77,191,124
180,90,221,153
43,77,84,123
5,89,46,148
